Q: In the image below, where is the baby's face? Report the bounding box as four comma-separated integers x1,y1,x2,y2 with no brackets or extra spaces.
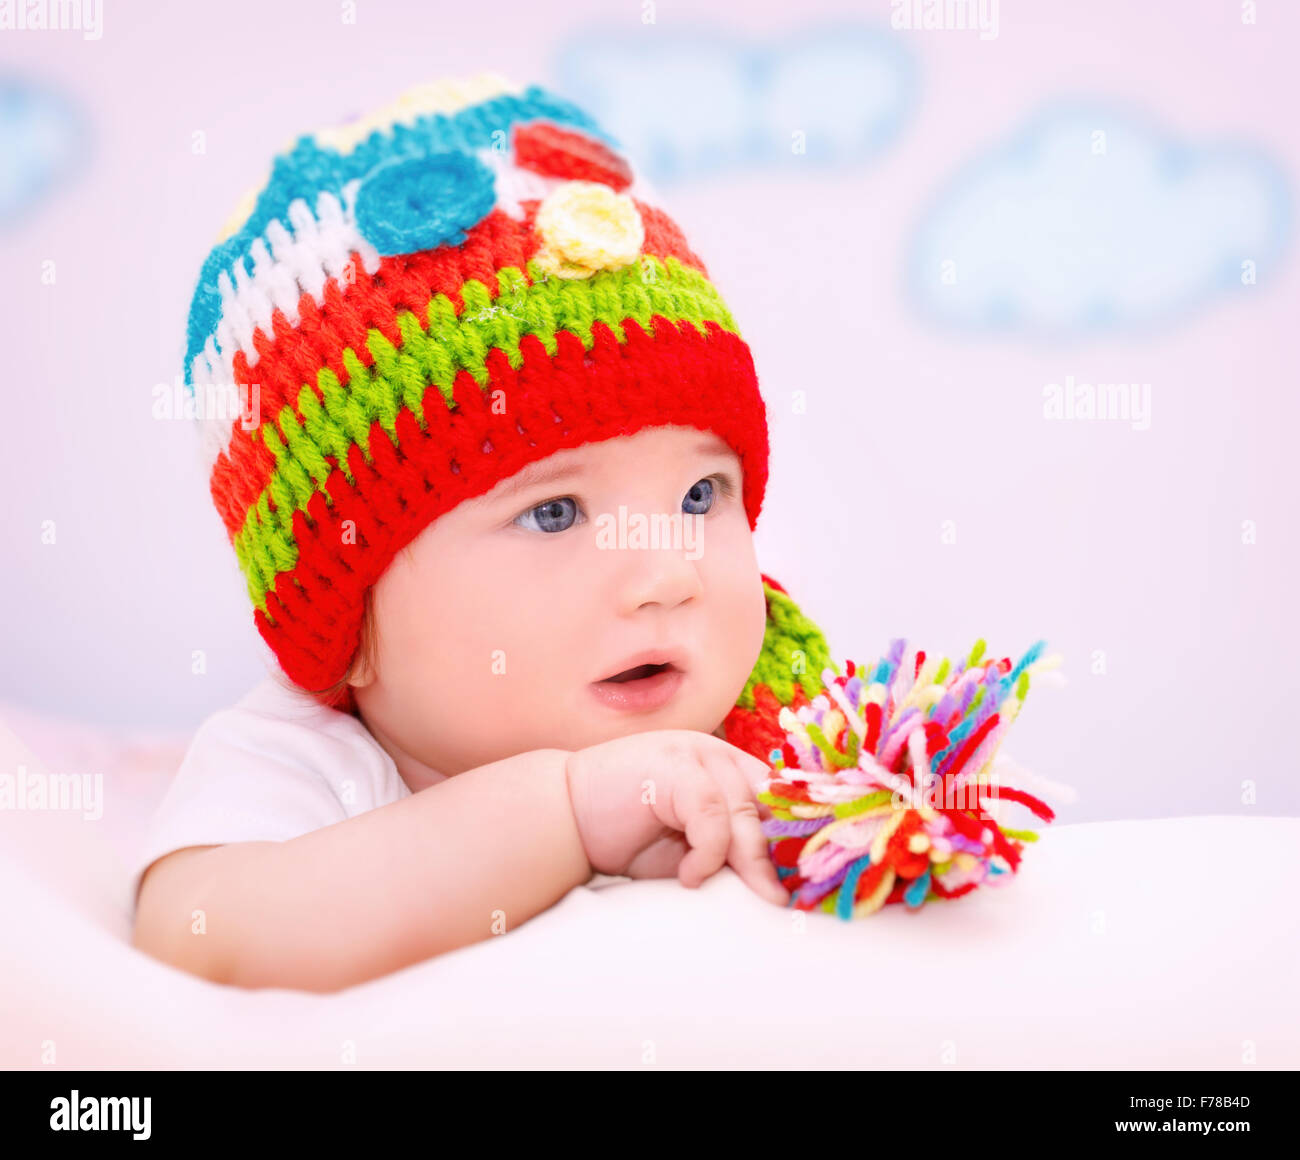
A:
351,424,768,786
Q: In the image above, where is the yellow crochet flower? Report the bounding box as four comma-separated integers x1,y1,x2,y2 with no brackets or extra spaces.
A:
532,180,645,280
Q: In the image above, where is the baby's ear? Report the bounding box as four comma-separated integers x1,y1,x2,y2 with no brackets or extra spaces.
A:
347,590,380,689
345,635,377,689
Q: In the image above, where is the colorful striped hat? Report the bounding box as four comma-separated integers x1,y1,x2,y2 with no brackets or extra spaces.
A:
185,72,833,744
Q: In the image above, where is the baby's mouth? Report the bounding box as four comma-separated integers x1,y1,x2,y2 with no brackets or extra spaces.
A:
600,662,676,684
589,656,686,712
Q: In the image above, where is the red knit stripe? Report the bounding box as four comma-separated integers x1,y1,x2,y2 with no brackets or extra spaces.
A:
210,432,278,542
720,679,815,765
211,201,712,538
254,317,768,691
632,199,710,276
512,122,633,190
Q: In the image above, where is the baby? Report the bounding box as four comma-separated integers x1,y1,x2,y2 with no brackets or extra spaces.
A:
131,74,836,992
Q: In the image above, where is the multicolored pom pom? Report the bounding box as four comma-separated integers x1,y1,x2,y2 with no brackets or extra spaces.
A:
760,638,1059,919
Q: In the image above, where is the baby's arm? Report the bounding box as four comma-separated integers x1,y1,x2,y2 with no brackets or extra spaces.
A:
131,748,589,993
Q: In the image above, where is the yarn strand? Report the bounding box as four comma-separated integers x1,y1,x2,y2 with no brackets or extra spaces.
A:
759,638,1059,918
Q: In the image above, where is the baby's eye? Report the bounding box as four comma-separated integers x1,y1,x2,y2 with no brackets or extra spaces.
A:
682,477,715,516
514,496,581,534
683,474,734,516
513,474,735,533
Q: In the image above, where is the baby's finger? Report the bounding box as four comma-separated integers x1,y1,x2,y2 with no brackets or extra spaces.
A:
671,769,733,889
706,752,789,907
714,740,778,795
719,741,778,820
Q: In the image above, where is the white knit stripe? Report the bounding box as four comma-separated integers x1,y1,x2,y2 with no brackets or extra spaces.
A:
250,232,301,324
192,185,382,475
194,364,231,476
474,146,567,220
192,156,659,478
476,144,662,223
188,333,237,478
211,185,383,378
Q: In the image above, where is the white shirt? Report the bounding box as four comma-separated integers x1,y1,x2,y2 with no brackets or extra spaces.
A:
129,675,628,912
127,675,411,908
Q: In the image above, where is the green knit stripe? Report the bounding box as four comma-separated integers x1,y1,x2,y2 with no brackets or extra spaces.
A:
233,255,739,612
735,581,837,711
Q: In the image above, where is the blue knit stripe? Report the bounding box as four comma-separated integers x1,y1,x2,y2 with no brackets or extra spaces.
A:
183,85,619,388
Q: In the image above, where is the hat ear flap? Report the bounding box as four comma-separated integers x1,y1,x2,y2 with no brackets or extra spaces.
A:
721,576,838,764
354,149,497,257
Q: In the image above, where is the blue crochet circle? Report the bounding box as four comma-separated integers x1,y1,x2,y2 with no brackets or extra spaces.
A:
354,150,496,257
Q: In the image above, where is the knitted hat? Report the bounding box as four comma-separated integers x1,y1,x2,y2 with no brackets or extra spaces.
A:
184,72,833,750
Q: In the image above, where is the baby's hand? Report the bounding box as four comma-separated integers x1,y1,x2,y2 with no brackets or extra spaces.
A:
564,731,788,906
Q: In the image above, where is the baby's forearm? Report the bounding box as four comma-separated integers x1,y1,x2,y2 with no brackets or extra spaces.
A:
134,748,590,992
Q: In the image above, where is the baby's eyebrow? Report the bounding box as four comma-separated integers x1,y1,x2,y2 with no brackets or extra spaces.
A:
491,459,588,502
490,436,736,503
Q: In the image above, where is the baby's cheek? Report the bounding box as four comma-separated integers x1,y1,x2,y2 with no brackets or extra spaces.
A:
463,643,566,755
730,569,769,673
